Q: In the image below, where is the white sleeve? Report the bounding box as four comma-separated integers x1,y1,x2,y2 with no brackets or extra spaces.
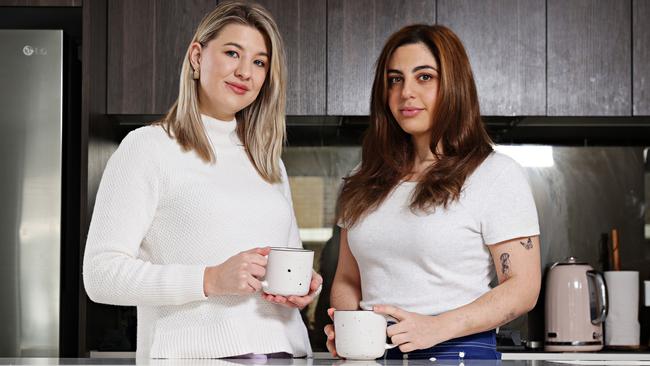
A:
479,159,540,245
279,160,303,249
82,130,207,306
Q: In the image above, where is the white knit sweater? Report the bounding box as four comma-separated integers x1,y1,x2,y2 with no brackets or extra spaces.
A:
83,115,312,358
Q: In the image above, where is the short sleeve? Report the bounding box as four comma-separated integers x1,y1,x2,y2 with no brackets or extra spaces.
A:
478,159,540,245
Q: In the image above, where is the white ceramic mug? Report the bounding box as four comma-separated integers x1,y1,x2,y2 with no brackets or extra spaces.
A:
334,310,396,360
261,247,313,296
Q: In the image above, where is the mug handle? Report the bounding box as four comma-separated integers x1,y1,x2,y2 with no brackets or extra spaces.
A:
260,251,270,293
385,322,397,350
587,270,608,324
260,280,269,293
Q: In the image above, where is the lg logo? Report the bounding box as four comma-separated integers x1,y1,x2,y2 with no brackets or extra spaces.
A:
22,45,47,56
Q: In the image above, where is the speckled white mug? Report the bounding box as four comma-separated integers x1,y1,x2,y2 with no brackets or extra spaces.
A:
261,247,313,296
334,310,396,360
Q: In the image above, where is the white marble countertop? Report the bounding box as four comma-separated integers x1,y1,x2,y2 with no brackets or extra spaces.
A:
500,352,650,361
85,352,650,361
2,352,650,366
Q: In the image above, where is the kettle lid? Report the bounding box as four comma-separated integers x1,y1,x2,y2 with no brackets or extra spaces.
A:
551,256,588,268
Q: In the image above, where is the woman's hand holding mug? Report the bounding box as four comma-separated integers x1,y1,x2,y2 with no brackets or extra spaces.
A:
326,308,397,360
203,247,270,296
324,308,338,357
260,247,322,309
262,270,323,309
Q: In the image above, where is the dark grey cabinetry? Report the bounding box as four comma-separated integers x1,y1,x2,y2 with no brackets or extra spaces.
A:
327,0,436,116
548,0,631,116
107,0,325,116
102,0,646,117
438,0,545,116
634,0,650,116
0,0,80,5
107,0,215,114
253,0,326,115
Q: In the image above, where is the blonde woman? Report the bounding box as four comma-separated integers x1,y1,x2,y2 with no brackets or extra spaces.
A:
83,2,321,359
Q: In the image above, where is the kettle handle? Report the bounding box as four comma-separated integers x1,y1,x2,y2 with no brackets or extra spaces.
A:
587,270,608,324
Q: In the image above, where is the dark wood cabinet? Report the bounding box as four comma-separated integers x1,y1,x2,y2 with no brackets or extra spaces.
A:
253,0,326,115
107,0,325,116
100,0,648,117
547,0,631,116
438,0,545,116
0,0,80,5
634,0,650,116
327,0,436,116
107,0,215,114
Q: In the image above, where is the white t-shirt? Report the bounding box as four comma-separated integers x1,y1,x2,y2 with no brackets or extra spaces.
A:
344,151,539,315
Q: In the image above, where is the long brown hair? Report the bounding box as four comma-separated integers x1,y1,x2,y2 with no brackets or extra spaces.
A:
156,1,287,183
337,24,493,227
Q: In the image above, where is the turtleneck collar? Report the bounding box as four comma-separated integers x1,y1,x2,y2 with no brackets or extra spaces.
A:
201,113,236,131
200,114,241,147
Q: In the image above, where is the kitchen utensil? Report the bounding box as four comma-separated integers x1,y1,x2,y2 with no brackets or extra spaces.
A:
611,229,620,271
545,257,607,351
260,247,314,296
334,310,396,360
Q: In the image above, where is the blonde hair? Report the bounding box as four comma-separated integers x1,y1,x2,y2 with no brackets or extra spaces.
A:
158,1,287,183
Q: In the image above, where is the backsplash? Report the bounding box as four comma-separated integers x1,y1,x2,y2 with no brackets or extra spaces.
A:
284,147,360,228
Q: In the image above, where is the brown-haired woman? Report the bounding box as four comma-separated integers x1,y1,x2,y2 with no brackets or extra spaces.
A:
324,24,541,360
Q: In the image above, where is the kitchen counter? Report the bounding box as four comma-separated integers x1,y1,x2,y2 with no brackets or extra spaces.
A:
2,355,650,366
501,352,650,361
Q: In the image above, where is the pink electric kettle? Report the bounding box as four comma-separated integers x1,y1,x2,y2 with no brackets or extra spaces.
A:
545,257,607,351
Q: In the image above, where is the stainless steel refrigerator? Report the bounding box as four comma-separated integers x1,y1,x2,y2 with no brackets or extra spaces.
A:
0,29,62,357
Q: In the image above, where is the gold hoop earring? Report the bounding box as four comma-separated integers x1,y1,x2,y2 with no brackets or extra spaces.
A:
192,68,200,80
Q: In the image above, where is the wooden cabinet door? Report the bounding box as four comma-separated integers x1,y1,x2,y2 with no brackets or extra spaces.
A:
438,0,545,116
327,0,436,116
107,0,215,114
0,0,80,5
548,0,631,116
634,0,650,116
254,0,326,115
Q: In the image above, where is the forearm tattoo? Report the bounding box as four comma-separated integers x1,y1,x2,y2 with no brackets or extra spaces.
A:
500,253,511,277
520,237,533,250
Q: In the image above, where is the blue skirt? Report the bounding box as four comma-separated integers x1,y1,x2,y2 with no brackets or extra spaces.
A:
385,329,501,360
